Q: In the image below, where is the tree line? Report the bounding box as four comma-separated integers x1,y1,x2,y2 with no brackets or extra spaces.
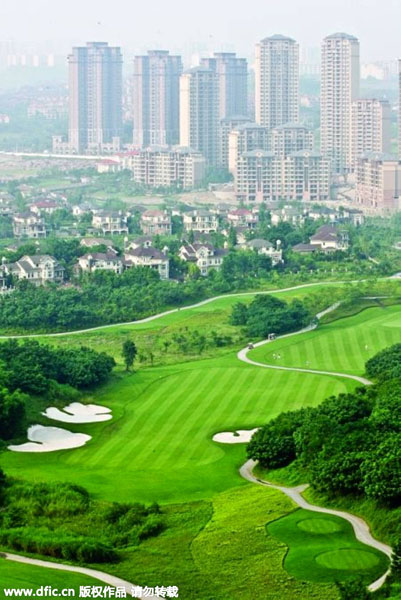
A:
0,339,115,441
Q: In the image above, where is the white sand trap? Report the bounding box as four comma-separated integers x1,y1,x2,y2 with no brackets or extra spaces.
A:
212,428,259,444
8,425,91,453
42,402,112,423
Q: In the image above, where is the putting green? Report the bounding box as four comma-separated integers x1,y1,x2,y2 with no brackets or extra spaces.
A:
249,304,401,375
267,509,389,583
297,517,342,534
316,548,381,570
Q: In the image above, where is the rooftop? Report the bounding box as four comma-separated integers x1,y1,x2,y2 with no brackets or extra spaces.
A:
261,34,296,43
324,32,358,41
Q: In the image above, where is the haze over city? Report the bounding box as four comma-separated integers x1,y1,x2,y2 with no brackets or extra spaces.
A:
1,0,401,61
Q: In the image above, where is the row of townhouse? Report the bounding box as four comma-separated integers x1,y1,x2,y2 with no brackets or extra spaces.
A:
139,208,260,236
11,209,129,240
77,244,170,280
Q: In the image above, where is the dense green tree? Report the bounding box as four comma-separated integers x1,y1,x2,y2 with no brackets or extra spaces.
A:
362,434,401,505
366,344,401,381
336,578,370,600
122,340,137,371
247,409,309,469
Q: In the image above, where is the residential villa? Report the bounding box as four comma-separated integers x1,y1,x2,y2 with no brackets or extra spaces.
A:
80,238,118,252
293,225,349,253
124,247,169,280
182,210,219,233
12,212,47,239
92,211,128,236
2,255,65,286
125,236,154,251
243,239,283,265
77,253,124,274
227,208,258,229
140,210,172,236
29,201,60,215
179,243,228,276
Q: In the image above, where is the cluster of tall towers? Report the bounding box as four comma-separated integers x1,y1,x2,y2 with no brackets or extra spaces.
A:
64,37,400,178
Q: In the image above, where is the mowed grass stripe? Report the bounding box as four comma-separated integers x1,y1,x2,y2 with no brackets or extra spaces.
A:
80,373,190,468
155,369,240,468
123,370,213,467
184,368,259,465
144,368,230,469
249,305,401,375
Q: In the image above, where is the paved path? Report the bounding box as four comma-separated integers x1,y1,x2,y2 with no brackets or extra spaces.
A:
240,460,392,592
0,281,345,339
236,302,392,591
237,302,372,385
0,552,160,599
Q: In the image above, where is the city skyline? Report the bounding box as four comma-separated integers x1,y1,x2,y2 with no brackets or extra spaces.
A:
1,0,401,63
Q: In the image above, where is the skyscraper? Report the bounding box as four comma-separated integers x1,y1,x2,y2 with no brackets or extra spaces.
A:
399,59,401,158
68,42,123,154
132,50,183,147
255,35,299,130
351,99,391,165
321,33,360,175
201,52,248,119
228,122,269,174
270,123,314,159
179,66,219,165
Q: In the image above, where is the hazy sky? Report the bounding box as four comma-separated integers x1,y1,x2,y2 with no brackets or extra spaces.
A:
2,0,401,63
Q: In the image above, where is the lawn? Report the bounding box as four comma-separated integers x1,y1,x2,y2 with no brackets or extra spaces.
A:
248,304,401,376
0,353,353,504
267,509,389,585
0,560,101,599
1,283,394,599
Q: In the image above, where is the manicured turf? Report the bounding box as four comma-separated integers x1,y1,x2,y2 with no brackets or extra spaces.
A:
0,354,354,504
267,509,389,584
0,560,100,599
249,304,401,376
1,283,393,599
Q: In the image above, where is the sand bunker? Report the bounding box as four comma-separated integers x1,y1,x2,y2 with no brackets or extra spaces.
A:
212,428,259,444
8,425,91,453
42,402,112,423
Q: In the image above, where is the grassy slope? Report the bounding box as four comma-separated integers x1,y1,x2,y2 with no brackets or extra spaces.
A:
104,485,338,600
0,560,101,599
249,304,401,376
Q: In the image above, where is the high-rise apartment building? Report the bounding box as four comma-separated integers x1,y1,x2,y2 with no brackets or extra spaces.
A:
351,99,391,165
356,152,401,214
235,150,330,203
321,33,360,175
68,42,123,154
219,115,252,169
255,35,299,130
399,59,401,157
132,50,183,147
270,123,314,158
228,122,269,174
123,146,206,190
201,52,248,119
179,66,219,165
